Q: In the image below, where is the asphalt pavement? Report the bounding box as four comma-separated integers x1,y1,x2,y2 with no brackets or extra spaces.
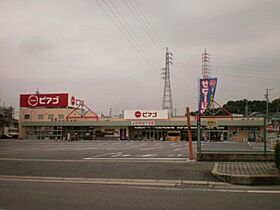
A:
0,140,272,160
0,160,216,181
0,140,191,159
0,181,280,210
0,140,279,209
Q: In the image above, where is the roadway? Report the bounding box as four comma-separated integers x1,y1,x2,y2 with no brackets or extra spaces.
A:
0,181,279,210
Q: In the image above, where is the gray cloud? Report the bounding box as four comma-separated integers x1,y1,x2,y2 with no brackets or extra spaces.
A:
19,37,52,55
0,0,279,115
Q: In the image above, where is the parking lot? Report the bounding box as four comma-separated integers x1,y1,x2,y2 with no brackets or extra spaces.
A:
201,141,273,153
0,140,191,160
0,139,273,161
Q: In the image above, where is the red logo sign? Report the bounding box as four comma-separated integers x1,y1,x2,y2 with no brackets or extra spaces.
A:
20,93,69,108
134,111,158,118
27,95,39,107
124,110,168,120
71,96,76,106
135,111,141,118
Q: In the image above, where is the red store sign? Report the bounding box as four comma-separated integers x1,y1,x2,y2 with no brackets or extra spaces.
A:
134,111,158,118
20,93,69,108
124,110,169,120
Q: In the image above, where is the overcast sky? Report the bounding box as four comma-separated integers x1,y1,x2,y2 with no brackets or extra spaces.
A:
0,0,279,116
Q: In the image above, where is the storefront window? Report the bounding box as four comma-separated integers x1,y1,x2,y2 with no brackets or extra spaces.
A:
58,114,64,120
38,114,44,120
48,114,54,120
24,114,30,120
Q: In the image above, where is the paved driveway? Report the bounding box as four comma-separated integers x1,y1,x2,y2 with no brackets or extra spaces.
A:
0,140,271,161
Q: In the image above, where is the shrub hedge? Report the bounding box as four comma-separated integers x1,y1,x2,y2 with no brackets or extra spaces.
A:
275,142,280,170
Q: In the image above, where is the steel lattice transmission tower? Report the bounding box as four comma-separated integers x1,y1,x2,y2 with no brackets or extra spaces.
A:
202,48,210,79
162,47,173,116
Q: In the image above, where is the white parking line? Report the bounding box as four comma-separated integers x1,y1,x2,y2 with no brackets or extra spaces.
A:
141,154,158,157
107,147,132,151
81,157,188,161
174,148,184,151
247,190,280,194
140,147,163,151
121,154,131,157
111,153,123,157
84,152,122,159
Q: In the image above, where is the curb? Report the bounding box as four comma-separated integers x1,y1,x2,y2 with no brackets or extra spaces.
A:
198,153,274,161
211,162,280,185
0,175,228,188
0,158,192,163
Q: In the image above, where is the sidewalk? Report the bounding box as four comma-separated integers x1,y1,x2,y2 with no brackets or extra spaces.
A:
211,162,280,185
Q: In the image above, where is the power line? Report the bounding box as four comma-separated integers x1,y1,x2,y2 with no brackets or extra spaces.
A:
106,0,161,66
213,55,280,64
96,0,158,70
96,0,201,110
127,0,201,80
124,0,200,81
212,60,280,70
174,59,201,78
129,0,165,48
213,68,280,77
123,0,164,53
97,1,195,89
213,69,280,77
213,71,279,80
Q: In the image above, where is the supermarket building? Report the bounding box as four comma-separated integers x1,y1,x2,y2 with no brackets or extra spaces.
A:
19,93,265,142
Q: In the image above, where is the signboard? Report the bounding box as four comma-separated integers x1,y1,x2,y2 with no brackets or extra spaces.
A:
68,95,82,107
124,110,168,120
206,120,218,128
242,127,260,131
20,93,81,108
266,125,278,132
131,121,155,126
198,78,217,115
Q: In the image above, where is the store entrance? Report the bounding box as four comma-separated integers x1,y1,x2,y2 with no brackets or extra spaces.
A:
204,130,228,141
129,127,197,141
132,128,166,140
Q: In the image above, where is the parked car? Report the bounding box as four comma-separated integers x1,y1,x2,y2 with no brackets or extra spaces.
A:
271,138,280,149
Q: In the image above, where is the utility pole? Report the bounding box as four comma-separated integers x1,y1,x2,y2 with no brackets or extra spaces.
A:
162,47,173,116
245,99,249,117
109,108,112,118
186,107,193,160
264,88,272,154
265,88,272,121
